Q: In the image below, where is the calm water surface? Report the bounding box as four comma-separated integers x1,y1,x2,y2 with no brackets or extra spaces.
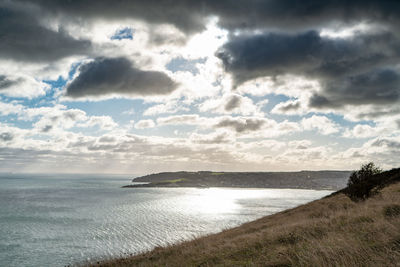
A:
0,174,332,266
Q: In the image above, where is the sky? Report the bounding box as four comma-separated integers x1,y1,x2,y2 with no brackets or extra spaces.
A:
0,0,399,174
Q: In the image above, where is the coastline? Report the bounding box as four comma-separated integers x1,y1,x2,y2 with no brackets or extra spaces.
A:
122,170,351,191
122,184,337,191
90,170,400,267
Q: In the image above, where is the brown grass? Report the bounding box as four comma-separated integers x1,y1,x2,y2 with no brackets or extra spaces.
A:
89,182,400,267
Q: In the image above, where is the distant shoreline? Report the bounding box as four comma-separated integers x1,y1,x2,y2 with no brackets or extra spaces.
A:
122,170,351,190
123,184,337,190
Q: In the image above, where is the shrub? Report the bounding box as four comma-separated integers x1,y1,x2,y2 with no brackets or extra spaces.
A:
346,162,382,201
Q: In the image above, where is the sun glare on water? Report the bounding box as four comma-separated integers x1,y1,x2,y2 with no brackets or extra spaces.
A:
187,188,268,214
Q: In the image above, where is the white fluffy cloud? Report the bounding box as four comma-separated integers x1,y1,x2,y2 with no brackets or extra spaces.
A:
343,124,380,138
301,115,340,135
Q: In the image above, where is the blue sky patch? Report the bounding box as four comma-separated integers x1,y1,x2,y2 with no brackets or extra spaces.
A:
111,27,134,40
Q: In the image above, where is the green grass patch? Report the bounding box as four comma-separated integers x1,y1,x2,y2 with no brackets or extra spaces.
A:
152,178,187,185
211,172,225,175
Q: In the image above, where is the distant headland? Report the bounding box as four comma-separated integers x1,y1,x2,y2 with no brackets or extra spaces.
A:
123,171,351,190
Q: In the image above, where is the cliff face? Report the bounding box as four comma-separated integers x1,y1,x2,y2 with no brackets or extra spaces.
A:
126,171,351,190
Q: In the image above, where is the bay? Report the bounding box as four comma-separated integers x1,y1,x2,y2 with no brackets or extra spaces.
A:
0,174,332,266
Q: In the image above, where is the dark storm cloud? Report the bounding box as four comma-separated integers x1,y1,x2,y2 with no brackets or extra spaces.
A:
0,2,90,62
5,0,400,63
217,30,400,109
211,0,400,32
217,31,400,84
310,68,400,108
66,57,178,98
16,0,400,34
17,0,208,34
211,1,400,112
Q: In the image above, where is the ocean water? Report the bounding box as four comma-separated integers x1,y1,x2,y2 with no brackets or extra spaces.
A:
0,174,332,267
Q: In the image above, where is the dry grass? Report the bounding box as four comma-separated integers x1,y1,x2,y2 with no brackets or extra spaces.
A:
90,182,400,267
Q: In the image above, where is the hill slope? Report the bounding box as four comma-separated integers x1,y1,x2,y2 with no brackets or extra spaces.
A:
95,168,400,266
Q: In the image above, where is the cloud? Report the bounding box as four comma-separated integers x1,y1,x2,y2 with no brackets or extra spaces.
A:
199,93,263,116
18,0,208,34
155,114,302,137
66,57,178,98
78,116,117,130
279,145,331,163
17,1,400,35
0,2,91,62
0,132,14,142
301,115,340,135
242,139,286,152
224,94,241,111
371,137,400,150
157,115,201,126
214,117,267,133
143,100,189,116
0,74,50,98
2,0,400,173
288,140,312,150
217,29,400,117
148,26,187,46
134,119,155,129
217,30,399,85
343,124,380,138
33,108,87,133
211,0,400,32
0,103,118,134
189,131,234,144
0,75,18,89
310,68,400,108
0,122,30,147
271,100,302,115
342,136,400,169
217,31,323,84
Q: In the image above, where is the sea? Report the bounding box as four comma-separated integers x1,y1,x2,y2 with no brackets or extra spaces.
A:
0,173,332,267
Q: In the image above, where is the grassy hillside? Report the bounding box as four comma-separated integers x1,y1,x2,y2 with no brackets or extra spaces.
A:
93,169,400,267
